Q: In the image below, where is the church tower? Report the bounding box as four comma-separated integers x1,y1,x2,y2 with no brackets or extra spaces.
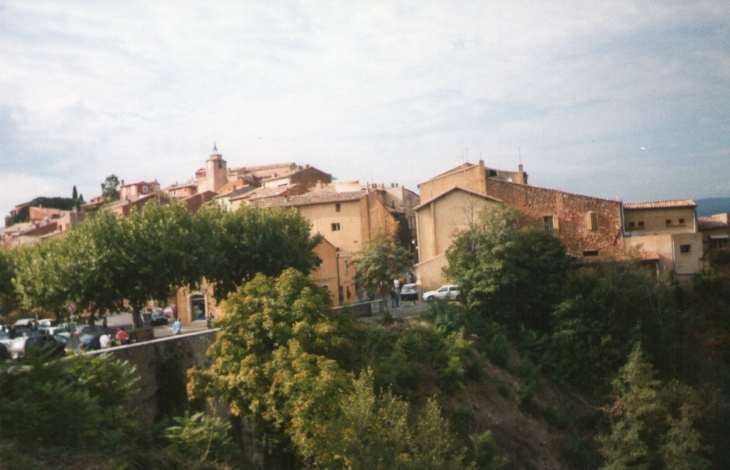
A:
202,143,228,193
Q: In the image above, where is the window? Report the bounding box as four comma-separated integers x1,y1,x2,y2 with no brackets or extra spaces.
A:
679,244,691,254
710,238,729,250
583,250,600,257
218,160,222,169
335,203,341,212
331,223,340,231
585,211,598,231
666,219,672,226
142,186,148,193
344,260,349,275
628,222,635,229
543,216,554,231
638,221,645,228
679,218,685,225
131,186,136,196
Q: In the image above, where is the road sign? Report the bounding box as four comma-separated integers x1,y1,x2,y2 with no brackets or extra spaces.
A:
66,302,77,314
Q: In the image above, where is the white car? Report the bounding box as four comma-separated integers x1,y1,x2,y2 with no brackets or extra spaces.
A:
422,285,460,301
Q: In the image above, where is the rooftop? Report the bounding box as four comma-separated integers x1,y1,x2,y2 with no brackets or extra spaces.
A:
698,216,729,230
623,199,697,210
253,189,368,208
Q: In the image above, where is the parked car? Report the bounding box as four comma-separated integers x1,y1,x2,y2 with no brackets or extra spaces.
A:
8,334,68,360
13,318,35,328
0,343,10,361
422,285,460,301
400,283,419,301
146,309,168,326
38,319,64,335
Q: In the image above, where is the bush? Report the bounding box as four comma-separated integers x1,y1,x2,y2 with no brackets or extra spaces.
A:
165,411,237,463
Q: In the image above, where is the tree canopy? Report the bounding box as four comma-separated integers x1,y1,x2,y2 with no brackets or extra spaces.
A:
352,230,413,301
101,174,120,202
444,205,570,332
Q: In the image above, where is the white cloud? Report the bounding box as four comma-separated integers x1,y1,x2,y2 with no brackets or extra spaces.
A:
1,0,729,216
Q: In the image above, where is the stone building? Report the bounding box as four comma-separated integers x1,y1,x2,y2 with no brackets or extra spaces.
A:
415,160,625,288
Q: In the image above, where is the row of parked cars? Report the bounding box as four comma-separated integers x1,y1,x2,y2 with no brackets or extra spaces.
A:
1,317,140,361
397,284,460,302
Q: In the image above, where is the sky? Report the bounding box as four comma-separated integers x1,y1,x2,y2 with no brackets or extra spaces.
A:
1,1,729,218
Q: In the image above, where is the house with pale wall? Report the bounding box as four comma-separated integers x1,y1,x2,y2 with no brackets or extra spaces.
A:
622,200,705,275
415,187,503,290
253,183,411,305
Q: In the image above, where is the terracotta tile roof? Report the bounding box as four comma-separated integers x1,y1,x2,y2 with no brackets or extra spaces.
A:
253,189,367,208
698,216,729,230
623,199,696,210
229,162,296,174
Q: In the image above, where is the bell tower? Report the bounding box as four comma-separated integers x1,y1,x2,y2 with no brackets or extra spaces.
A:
203,143,228,192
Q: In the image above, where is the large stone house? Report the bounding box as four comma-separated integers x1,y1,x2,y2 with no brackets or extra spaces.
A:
415,160,624,289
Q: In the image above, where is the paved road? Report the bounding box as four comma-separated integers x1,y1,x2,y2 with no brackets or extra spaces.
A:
101,312,211,338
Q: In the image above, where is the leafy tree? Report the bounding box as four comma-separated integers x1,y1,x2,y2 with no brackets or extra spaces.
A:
445,205,570,333
164,411,237,463
307,369,471,469
0,247,16,309
101,174,120,202
188,269,363,462
0,353,136,449
352,230,413,304
196,204,323,302
12,238,77,320
598,343,710,470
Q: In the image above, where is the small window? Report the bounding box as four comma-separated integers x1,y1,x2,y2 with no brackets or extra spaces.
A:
679,244,691,254
344,260,349,275
638,221,645,228
335,203,341,212
710,239,729,250
679,218,685,224
142,186,148,193
543,216,554,231
331,223,340,231
628,222,635,229
583,250,600,257
218,160,222,169
666,219,672,225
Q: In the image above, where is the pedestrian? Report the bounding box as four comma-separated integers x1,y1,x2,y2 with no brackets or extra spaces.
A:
100,332,112,349
102,316,107,329
390,286,397,307
395,284,401,307
172,317,182,335
206,314,213,329
116,327,130,345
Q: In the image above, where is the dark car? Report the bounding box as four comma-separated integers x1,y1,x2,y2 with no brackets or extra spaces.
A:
8,334,68,360
145,310,168,326
400,283,419,301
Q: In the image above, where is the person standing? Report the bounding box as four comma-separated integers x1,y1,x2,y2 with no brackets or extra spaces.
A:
100,332,112,349
172,317,182,335
116,327,130,345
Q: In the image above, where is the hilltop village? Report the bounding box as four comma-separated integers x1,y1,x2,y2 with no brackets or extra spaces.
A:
3,146,730,324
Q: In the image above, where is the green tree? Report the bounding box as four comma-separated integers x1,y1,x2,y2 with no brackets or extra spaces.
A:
72,185,78,201
599,343,710,470
0,247,16,309
101,174,120,202
308,369,471,469
445,205,570,333
188,269,362,462
195,204,323,302
352,230,413,304
12,238,77,320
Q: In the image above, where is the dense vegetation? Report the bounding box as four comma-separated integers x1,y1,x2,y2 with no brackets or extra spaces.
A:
2,202,729,469
3,200,320,327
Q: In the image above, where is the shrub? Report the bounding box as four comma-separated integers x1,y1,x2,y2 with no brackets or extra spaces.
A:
165,411,237,463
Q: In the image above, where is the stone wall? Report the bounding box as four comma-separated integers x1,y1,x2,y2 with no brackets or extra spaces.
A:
87,329,218,423
484,178,624,255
